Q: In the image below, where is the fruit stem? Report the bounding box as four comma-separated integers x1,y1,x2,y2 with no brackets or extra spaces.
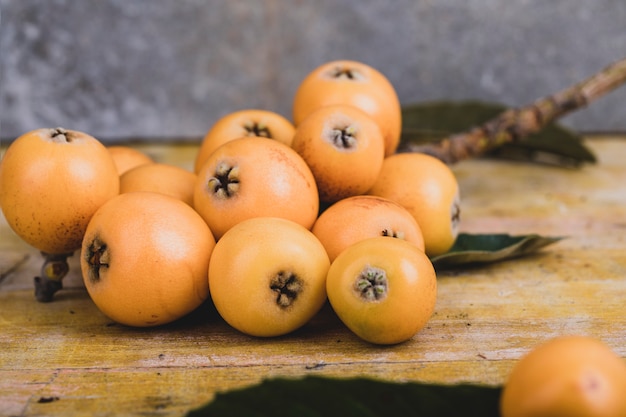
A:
34,252,73,302
400,56,626,164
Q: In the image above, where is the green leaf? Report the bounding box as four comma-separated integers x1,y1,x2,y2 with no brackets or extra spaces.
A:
186,376,502,417
400,100,596,167
402,100,505,137
431,233,564,270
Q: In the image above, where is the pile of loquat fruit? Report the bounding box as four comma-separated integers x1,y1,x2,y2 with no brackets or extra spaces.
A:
4,60,626,416
0,60,460,345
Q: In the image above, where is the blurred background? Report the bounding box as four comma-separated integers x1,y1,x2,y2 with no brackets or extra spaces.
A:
1,0,625,143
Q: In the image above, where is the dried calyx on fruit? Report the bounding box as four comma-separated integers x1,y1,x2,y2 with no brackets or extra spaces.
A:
270,271,303,309
0,126,119,302
355,267,388,302
243,121,272,138
207,163,240,199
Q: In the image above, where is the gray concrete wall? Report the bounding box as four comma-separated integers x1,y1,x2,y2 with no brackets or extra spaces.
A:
1,0,625,143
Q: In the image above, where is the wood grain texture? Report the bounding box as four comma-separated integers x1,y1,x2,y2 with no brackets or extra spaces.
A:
1,137,625,416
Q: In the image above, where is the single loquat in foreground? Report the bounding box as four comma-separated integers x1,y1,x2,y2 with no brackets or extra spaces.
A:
312,195,425,262
81,192,216,327
291,104,385,203
119,162,197,206
0,127,119,255
326,237,437,345
292,59,402,157
500,335,626,417
194,109,295,173
193,137,319,240
208,216,330,337
368,152,461,257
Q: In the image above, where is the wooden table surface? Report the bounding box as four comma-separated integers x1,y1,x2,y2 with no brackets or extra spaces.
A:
1,136,625,416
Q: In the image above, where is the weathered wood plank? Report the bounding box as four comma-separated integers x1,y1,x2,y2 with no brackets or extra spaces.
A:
1,136,625,416
1,360,514,417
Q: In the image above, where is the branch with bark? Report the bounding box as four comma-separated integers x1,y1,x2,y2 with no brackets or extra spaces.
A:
400,57,626,164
